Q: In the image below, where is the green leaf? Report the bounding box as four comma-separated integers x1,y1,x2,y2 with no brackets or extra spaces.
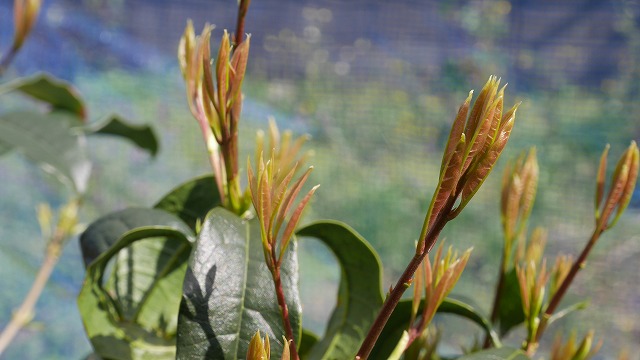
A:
0,73,86,119
0,111,90,193
79,207,194,268
85,114,159,156
296,221,384,360
176,208,301,360
547,300,589,326
154,175,222,231
77,226,193,360
456,347,529,360
496,268,525,336
299,328,320,360
369,298,501,359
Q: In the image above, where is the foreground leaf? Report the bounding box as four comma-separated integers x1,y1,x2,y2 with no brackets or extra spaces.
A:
154,175,222,231
0,111,91,193
176,208,301,360
84,114,159,156
296,221,384,360
0,73,86,118
77,227,193,360
369,298,500,359
79,207,194,267
456,347,529,360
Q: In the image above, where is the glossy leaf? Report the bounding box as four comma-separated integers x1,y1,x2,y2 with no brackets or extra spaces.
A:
369,298,500,359
77,226,193,360
176,208,301,360
456,347,529,360
0,73,86,118
296,221,384,360
0,111,91,193
85,114,159,156
154,175,222,231
79,207,194,268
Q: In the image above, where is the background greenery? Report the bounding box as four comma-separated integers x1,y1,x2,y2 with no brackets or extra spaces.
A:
1,0,639,358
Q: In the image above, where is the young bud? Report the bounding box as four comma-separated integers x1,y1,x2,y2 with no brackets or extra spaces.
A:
248,121,318,267
550,331,602,360
12,0,41,52
415,245,472,331
549,254,573,299
595,141,640,229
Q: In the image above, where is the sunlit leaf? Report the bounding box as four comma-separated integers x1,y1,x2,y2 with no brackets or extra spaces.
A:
176,208,301,360
77,226,193,360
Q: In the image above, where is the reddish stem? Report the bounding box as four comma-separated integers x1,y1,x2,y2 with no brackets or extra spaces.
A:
234,0,251,46
355,211,450,359
271,266,300,360
534,224,603,344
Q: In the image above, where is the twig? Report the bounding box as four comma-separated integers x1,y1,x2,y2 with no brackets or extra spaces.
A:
271,266,300,360
355,207,451,360
531,223,604,347
234,0,251,46
0,239,63,355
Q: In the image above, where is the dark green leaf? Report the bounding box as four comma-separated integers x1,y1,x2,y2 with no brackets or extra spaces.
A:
0,111,90,193
456,347,529,360
497,269,525,336
369,298,501,359
299,328,320,360
0,73,86,119
77,226,193,360
154,175,221,231
79,207,194,268
176,208,301,360
85,114,159,156
296,221,384,360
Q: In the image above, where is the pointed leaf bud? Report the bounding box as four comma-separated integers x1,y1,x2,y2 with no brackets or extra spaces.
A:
12,0,41,52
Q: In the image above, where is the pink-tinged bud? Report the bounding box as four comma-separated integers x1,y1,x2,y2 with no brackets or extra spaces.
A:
12,0,41,51
595,141,640,229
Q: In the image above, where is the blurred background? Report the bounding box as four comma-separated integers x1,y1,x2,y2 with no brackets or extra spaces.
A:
1,0,640,358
